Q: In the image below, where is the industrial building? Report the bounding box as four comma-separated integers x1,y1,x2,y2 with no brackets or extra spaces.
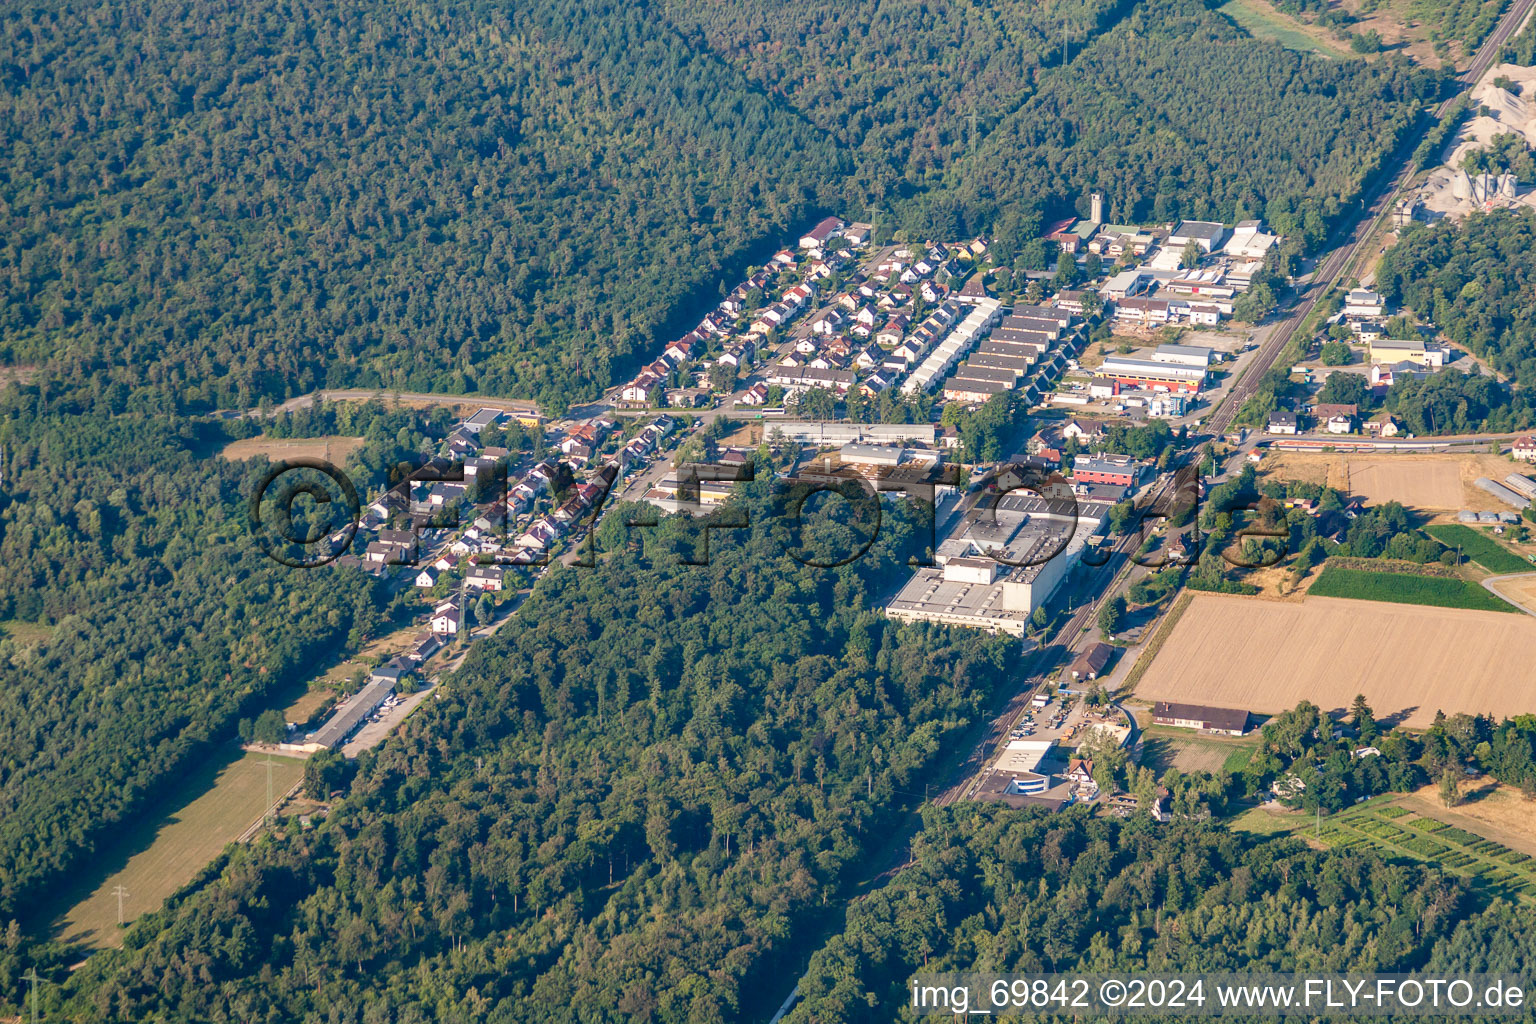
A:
885,494,1110,635
301,676,398,751
755,421,938,445
1103,268,1153,299
1367,336,1443,368
1344,289,1385,318
1152,343,1216,367
1168,219,1229,252
1096,355,1206,393
838,443,942,468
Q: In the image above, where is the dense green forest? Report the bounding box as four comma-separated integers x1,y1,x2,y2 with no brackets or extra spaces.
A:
788,806,1536,1021
21,479,1019,1021
0,402,456,923
0,0,847,416
1377,211,1536,390
1,0,1438,416
912,0,1440,249
660,0,1130,201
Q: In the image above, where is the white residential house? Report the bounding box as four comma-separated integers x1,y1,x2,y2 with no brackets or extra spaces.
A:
1344,289,1385,318
1267,410,1298,434
430,601,461,635
811,310,843,335
465,564,505,592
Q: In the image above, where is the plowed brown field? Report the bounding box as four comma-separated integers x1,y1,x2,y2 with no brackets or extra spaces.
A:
1134,593,1536,727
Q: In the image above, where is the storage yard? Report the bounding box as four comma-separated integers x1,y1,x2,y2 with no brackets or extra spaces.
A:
1133,593,1536,727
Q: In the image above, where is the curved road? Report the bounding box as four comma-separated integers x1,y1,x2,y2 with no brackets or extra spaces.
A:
1482,571,1536,616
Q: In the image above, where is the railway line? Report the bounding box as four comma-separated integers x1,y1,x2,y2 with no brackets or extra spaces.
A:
1206,0,1536,438
930,465,1190,806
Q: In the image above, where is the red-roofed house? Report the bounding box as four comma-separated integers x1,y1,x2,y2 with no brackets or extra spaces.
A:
799,216,844,249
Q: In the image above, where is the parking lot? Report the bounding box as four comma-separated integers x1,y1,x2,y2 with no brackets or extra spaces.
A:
1005,691,1093,747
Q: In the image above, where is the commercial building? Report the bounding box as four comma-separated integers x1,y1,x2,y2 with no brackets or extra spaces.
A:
885,494,1110,635
757,421,938,446
1222,220,1279,259
462,408,504,435
1345,289,1385,318
1367,336,1443,368
799,216,844,248
1072,454,1139,488
1153,343,1216,367
1152,701,1249,736
1097,355,1206,393
1103,269,1153,300
1168,220,1229,252
837,443,942,468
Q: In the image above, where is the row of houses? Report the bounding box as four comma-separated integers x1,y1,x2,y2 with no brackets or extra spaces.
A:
616,218,869,407
935,305,1086,406
761,237,991,401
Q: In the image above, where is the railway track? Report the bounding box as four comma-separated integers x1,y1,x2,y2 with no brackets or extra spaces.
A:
1206,0,1536,438
930,466,1190,806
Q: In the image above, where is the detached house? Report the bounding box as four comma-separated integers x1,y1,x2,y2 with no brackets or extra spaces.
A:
430,600,461,636
465,564,505,592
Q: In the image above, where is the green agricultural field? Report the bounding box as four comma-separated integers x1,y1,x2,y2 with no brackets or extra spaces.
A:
1426,524,1533,574
1316,805,1536,903
1308,565,1519,612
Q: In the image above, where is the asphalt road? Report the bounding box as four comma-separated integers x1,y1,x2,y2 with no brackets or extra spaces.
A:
1205,0,1536,437
931,467,1188,805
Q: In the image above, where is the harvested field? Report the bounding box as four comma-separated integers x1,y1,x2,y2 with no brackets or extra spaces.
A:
220,434,364,465
1488,573,1536,615
1347,460,1461,510
1134,593,1536,728
55,752,305,948
1260,451,1515,515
